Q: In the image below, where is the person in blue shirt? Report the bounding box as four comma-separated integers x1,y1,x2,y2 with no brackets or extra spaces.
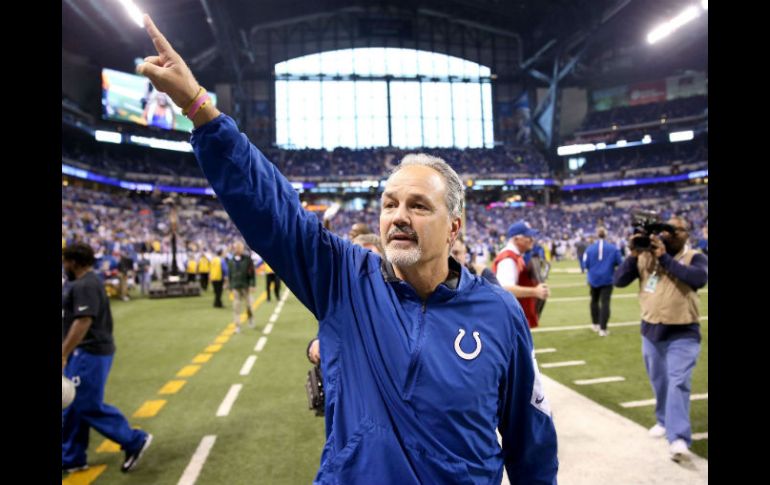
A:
582,228,623,337
137,15,558,484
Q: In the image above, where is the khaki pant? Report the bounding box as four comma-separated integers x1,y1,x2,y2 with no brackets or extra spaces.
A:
232,288,253,326
118,273,129,299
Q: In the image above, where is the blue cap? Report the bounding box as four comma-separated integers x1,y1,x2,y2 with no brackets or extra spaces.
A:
506,220,538,239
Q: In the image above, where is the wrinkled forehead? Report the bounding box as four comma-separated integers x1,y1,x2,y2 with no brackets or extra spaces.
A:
383,165,446,201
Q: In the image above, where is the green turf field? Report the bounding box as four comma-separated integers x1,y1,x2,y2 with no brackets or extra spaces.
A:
63,260,707,483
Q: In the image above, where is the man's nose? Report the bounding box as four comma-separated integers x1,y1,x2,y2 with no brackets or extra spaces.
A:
392,204,411,226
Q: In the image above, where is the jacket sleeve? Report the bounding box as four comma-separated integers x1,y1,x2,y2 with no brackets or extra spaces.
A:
191,115,350,320
613,256,640,287
498,304,559,484
658,253,708,290
614,247,623,267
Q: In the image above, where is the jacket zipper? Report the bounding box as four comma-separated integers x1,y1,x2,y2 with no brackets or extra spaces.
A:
403,301,427,400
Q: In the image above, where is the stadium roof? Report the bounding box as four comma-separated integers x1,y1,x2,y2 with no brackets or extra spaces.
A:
63,0,706,87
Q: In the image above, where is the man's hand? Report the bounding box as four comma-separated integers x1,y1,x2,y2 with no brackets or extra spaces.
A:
628,234,643,258
534,283,550,300
136,15,203,110
308,338,321,365
650,234,666,258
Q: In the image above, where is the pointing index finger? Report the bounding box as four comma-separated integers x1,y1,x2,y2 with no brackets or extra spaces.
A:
143,14,173,56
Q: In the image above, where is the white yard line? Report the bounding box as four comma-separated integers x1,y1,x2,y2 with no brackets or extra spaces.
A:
216,384,243,417
574,376,626,385
535,348,557,354
177,435,217,485
239,355,257,376
541,360,586,369
621,393,707,408
254,336,268,352
532,316,708,333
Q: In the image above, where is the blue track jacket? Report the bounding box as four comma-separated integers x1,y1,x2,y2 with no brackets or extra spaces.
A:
192,115,558,485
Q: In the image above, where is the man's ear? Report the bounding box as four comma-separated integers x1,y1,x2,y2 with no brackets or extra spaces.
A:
448,217,462,246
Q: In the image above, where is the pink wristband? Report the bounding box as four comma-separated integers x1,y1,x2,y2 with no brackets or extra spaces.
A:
186,92,210,120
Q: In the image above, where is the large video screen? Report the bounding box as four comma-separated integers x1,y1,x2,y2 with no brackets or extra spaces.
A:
101,68,217,133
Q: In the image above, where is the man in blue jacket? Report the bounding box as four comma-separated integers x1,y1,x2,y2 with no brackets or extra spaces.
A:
582,228,623,337
137,15,558,484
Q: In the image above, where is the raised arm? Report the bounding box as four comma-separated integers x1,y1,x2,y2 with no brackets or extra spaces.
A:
136,15,352,319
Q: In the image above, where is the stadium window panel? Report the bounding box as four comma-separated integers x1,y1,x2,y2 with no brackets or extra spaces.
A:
275,81,289,146
320,82,339,149
391,81,423,148
275,48,494,148
403,116,423,149
337,119,356,149
467,83,483,122
417,51,436,77
301,81,323,148
452,83,470,149
368,48,387,77
482,83,494,147
353,49,371,76
355,82,388,148
372,117,389,147
336,49,355,76
433,83,453,147
466,83,483,149
398,49,419,77
448,56,465,78
356,116,373,148
468,122,483,150
420,82,439,147
432,52,450,78
384,48,402,77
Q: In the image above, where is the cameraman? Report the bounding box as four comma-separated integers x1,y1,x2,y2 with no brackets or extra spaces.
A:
613,216,707,463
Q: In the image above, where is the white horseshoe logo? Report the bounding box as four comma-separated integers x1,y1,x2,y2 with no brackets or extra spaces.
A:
454,329,482,360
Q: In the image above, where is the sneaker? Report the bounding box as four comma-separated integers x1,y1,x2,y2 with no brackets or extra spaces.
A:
669,439,692,463
591,324,600,332
599,329,609,337
248,319,256,329
121,433,153,473
62,463,89,473
648,423,666,438
234,324,241,334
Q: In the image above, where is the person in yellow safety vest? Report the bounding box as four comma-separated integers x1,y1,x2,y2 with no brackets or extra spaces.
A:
209,249,228,308
185,256,197,283
198,252,210,291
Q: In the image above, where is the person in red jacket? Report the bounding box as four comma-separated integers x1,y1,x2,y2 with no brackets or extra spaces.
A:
493,220,550,328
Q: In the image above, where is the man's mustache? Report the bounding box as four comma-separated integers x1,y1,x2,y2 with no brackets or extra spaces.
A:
387,226,418,242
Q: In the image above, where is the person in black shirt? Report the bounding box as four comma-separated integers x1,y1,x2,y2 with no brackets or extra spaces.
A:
62,243,153,474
